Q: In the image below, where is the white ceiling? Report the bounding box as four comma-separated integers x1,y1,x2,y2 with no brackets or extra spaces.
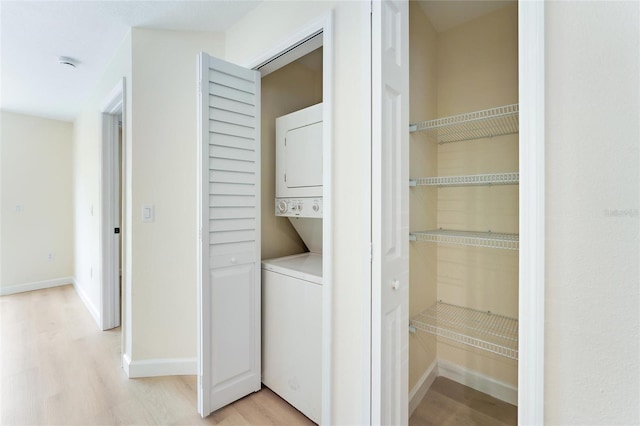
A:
0,1,260,122
418,0,515,33
1,1,513,122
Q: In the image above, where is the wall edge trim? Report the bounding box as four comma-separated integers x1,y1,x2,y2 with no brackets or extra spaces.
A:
438,359,518,406
0,277,74,296
72,278,102,328
409,358,438,416
127,357,198,378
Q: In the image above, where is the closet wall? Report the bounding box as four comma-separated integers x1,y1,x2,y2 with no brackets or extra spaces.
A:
408,1,438,392
260,49,323,260
409,2,519,393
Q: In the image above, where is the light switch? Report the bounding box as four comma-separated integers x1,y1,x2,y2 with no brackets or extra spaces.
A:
142,204,154,222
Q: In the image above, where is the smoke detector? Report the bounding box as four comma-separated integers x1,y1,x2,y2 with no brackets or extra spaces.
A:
57,56,78,68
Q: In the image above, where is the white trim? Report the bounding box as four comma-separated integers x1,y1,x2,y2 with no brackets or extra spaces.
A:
244,13,335,425
245,14,330,71
438,359,518,406
0,277,74,296
361,1,373,423
72,277,101,328
254,32,323,77
518,1,545,424
100,78,125,332
125,357,198,378
102,80,124,113
408,359,438,416
320,14,334,426
196,51,210,417
122,353,132,378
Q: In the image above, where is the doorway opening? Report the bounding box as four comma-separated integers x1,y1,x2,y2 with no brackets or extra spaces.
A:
197,15,333,423
259,40,323,424
101,78,125,332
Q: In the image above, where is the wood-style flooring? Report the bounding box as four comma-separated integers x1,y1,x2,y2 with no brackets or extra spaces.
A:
0,285,314,426
1,284,516,425
410,377,517,426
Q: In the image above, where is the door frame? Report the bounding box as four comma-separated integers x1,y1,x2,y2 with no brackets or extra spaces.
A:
245,13,334,424
368,1,546,423
100,78,126,331
517,1,545,423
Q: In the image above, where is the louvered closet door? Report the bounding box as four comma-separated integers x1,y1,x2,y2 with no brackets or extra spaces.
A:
197,52,261,417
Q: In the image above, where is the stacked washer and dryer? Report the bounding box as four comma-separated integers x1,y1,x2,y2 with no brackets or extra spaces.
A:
261,103,323,423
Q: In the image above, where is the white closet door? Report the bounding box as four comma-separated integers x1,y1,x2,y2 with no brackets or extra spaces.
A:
197,52,261,417
371,0,409,424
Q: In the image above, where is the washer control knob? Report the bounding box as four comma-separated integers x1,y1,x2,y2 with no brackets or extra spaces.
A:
312,203,320,212
298,203,303,211
277,200,288,213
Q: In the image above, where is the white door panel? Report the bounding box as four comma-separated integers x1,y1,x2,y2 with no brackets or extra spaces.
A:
286,122,323,188
372,0,409,424
198,52,261,417
210,265,257,386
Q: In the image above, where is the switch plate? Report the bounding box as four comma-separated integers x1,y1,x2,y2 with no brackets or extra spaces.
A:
142,204,154,222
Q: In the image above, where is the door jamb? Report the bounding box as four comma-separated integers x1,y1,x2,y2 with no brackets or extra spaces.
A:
245,13,334,425
100,78,125,332
518,1,545,423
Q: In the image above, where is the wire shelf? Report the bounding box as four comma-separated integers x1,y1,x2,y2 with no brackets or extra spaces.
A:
409,229,519,250
410,172,519,187
409,104,519,143
411,302,518,360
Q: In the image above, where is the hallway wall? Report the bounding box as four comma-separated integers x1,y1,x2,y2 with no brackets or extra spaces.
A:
1,111,73,295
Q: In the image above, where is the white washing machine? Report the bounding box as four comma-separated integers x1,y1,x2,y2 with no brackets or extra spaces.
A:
262,103,323,423
261,253,322,424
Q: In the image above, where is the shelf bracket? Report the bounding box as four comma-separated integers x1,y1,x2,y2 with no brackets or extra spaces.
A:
409,234,417,242
409,179,417,187
409,324,417,334
409,124,417,133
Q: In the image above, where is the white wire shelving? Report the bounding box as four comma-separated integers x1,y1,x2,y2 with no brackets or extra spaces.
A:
410,301,518,360
409,104,519,144
409,229,519,250
410,172,519,187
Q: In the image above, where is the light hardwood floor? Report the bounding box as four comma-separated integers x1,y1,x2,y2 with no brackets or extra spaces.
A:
0,285,315,426
409,377,517,426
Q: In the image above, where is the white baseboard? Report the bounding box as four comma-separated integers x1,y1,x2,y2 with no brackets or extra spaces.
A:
409,359,438,416
123,356,197,378
0,276,74,296
72,278,101,328
122,353,131,377
438,359,518,406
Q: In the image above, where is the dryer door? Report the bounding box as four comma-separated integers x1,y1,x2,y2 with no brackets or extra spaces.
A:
276,103,323,198
285,121,323,188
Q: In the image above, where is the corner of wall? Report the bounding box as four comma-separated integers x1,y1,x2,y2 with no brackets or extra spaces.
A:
71,277,101,328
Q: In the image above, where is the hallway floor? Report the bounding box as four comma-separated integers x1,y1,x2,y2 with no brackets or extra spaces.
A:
0,285,314,425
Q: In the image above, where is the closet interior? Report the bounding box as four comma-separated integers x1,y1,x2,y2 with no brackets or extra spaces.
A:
260,44,324,424
408,0,519,413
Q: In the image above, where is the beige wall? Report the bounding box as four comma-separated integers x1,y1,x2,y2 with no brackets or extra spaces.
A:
73,32,132,324
226,2,371,423
129,28,224,361
409,2,519,389
0,112,73,293
435,3,519,387
261,52,322,260
408,1,438,392
545,1,639,424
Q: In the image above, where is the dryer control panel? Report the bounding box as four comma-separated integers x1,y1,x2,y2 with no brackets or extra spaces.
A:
275,198,322,218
